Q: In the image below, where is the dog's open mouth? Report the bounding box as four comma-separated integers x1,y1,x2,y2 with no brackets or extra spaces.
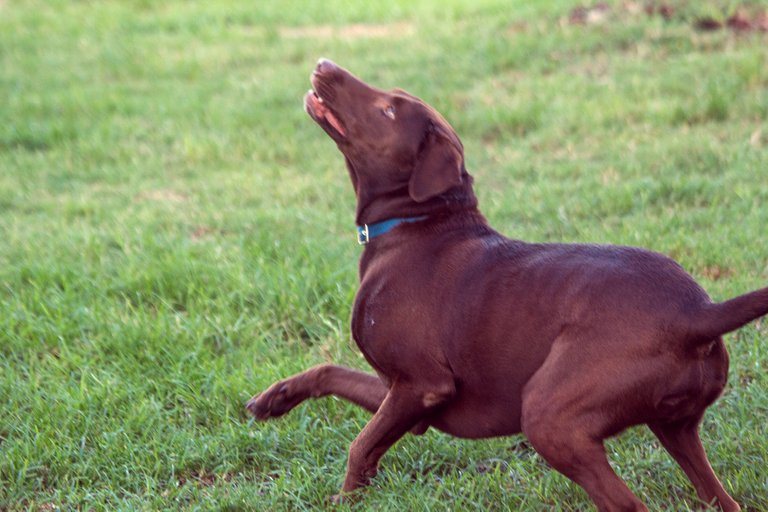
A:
304,90,347,138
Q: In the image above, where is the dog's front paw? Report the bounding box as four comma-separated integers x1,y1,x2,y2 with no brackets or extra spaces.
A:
246,380,304,420
329,490,363,506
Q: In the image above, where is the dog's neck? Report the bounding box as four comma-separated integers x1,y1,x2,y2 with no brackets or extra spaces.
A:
356,205,491,279
354,171,479,227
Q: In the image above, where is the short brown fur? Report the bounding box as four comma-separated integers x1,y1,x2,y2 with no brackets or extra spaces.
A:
247,59,768,511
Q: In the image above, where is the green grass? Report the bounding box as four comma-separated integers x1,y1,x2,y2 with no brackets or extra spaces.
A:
2,0,768,510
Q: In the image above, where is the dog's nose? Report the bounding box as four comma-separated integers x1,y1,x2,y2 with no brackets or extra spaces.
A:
316,58,339,74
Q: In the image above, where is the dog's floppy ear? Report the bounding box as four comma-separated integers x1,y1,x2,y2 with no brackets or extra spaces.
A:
409,121,464,203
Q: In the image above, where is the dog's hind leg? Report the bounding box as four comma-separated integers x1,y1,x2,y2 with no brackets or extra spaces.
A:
522,418,648,512
649,418,740,512
246,364,388,419
520,342,649,512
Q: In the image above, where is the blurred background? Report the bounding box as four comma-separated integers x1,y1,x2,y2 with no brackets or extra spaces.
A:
1,1,767,510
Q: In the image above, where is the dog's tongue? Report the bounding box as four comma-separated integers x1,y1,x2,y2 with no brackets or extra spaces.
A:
309,93,346,136
324,109,346,137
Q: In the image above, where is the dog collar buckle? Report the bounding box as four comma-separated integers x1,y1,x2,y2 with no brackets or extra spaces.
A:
357,224,370,245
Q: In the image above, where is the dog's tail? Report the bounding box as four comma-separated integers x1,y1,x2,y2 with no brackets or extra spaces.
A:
688,286,768,344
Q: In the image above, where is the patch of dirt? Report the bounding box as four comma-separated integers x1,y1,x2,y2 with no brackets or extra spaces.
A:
177,469,234,488
643,2,675,20
700,265,734,281
693,7,768,32
279,21,415,41
568,2,611,25
506,21,529,34
601,167,619,185
190,225,215,240
564,2,768,33
135,189,189,203
35,346,60,360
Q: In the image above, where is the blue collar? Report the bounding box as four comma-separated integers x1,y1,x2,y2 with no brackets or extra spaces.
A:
357,216,428,245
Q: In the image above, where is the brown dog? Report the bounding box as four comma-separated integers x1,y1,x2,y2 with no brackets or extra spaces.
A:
247,59,768,511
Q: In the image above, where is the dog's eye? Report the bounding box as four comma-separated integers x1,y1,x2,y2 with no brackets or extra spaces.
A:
382,105,396,120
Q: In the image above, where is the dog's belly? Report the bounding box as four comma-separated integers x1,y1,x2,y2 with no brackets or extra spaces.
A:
429,392,524,438
427,333,555,439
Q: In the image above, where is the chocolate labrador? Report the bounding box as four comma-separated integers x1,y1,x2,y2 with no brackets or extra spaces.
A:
247,59,768,511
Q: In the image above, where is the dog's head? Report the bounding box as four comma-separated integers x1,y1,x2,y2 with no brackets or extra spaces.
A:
304,59,473,224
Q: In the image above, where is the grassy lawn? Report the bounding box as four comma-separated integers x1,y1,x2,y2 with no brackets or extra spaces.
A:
2,0,767,510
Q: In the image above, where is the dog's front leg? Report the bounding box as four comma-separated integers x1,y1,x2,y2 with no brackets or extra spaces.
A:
246,364,388,419
332,380,455,502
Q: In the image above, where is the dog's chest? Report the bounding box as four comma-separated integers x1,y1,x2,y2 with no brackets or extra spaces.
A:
351,273,420,340
350,265,439,373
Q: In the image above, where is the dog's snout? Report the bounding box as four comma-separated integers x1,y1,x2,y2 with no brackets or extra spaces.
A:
316,58,339,75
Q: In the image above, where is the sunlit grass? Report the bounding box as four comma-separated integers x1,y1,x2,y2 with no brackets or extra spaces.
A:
1,0,767,510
